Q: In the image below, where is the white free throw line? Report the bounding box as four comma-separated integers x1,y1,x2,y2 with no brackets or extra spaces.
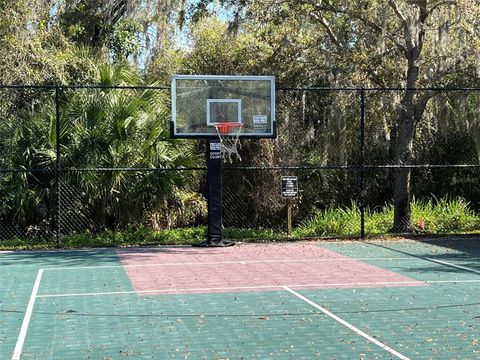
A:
35,280,430,298
283,286,411,360
35,278,480,298
42,257,419,271
12,269,44,360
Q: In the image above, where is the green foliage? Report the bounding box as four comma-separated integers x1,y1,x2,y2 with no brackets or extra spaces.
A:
105,20,143,60
296,197,480,238
411,197,480,234
0,226,289,250
148,16,273,78
1,196,479,250
59,0,145,59
223,228,285,241
0,226,207,250
0,0,77,84
60,0,105,45
146,41,186,84
56,61,202,230
1,0,480,242
0,58,202,235
62,226,208,248
295,203,362,238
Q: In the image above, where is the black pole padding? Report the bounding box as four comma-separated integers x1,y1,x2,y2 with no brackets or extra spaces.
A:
193,140,234,247
207,140,222,244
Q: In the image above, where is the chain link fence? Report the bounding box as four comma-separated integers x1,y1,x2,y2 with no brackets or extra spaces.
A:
1,85,479,246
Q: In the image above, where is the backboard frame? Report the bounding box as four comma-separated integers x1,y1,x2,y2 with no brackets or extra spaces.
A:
171,74,276,139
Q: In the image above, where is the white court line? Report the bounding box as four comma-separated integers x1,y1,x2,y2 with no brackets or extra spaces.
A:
37,278,480,298
37,285,284,298
428,279,480,283
425,258,480,275
42,257,421,271
35,278,480,298
283,286,411,360
34,279,437,298
12,269,44,360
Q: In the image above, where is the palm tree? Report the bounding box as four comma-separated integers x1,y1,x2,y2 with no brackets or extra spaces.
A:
58,62,201,232
0,89,57,239
0,60,202,240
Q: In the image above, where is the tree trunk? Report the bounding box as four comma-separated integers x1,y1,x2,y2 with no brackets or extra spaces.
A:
390,0,430,232
392,85,433,232
393,169,413,232
392,101,416,232
392,57,418,232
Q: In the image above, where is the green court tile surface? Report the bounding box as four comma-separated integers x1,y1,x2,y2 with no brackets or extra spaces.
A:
2,241,480,359
22,291,392,359
296,284,480,359
0,265,40,357
320,239,480,262
320,239,480,281
41,266,134,295
0,250,123,358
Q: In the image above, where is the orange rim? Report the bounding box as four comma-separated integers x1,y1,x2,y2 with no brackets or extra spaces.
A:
214,122,243,134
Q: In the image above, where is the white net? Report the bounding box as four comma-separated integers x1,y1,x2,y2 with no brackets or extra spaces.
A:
213,123,243,163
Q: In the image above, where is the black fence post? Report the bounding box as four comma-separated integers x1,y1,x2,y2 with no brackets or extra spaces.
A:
55,86,61,248
359,87,366,239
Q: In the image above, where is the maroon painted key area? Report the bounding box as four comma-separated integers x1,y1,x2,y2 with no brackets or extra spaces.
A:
117,243,425,295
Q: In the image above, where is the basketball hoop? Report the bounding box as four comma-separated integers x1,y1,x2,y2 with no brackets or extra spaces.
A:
213,122,243,163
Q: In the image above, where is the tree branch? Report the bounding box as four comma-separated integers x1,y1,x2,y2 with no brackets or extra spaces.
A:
302,1,408,53
309,12,343,51
426,50,471,84
388,0,407,24
388,0,413,51
426,0,456,17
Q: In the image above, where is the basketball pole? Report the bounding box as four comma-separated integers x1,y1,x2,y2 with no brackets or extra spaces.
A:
206,139,223,245
192,139,225,247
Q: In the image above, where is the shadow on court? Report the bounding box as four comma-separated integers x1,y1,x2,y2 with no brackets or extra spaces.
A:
356,236,480,274
412,236,480,256
0,245,245,268
0,250,121,267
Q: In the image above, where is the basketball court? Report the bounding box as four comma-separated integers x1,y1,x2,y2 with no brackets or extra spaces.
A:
2,239,480,359
2,77,480,359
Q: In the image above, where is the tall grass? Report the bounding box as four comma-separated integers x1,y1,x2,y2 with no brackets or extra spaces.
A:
294,202,362,238
295,197,480,237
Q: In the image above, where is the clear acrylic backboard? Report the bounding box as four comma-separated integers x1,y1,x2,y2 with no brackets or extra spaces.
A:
171,75,276,138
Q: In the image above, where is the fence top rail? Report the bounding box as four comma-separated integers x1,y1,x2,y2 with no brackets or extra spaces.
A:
0,84,479,91
278,86,480,91
0,84,170,90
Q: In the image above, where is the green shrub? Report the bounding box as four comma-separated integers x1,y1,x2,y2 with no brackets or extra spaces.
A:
411,197,480,233
296,197,480,237
61,226,207,248
294,203,361,238
1,197,479,250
